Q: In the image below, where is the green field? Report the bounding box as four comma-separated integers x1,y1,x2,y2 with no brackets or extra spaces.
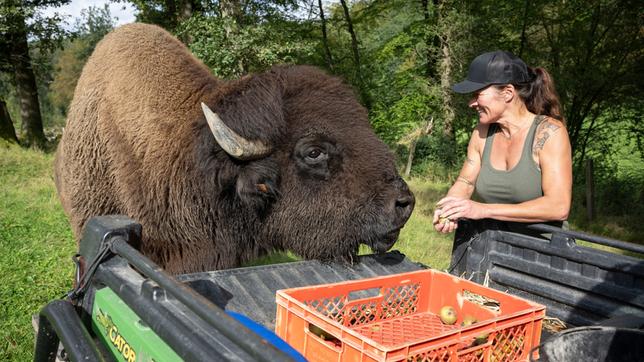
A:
0,142,76,360
0,140,639,360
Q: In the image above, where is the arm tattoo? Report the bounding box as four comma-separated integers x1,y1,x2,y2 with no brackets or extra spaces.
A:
535,132,550,150
544,122,561,132
532,120,561,157
457,176,474,187
465,157,476,166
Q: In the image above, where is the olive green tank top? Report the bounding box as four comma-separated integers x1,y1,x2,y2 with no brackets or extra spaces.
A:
473,115,566,238
474,115,545,204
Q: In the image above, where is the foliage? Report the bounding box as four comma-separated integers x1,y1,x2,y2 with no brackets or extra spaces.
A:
48,39,86,117
114,0,186,30
334,1,433,142
0,0,70,73
177,13,316,79
414,131,459,168
49,5,115,118
117,0,301,32
371,91,436,145
0,1,71,148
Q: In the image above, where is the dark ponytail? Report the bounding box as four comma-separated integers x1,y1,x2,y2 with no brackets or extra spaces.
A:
514,67,565,124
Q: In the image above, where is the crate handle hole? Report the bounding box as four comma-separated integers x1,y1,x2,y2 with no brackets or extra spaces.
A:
347,287,380,301
307,323,342,348
463,289,501,313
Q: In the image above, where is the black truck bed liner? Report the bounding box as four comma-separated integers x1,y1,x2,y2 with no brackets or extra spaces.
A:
177,251,425,330
450,221,644,330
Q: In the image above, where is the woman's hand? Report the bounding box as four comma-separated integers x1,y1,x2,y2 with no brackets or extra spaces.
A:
436,196,488,222
433,208,458,233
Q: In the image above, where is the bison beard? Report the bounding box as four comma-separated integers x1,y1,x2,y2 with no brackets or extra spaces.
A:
54,23,415,274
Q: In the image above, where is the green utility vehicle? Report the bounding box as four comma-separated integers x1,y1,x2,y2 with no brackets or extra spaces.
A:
34,215,644,361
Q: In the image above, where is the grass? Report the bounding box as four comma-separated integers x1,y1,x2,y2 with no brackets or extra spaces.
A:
0,141,75,361
0,140,641,360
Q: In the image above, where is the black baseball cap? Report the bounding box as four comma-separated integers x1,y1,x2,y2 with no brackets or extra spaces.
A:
451,51,532,94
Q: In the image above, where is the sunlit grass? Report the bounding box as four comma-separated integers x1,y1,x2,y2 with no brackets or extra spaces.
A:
0,141,75,361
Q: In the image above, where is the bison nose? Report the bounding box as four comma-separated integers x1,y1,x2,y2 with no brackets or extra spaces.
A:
394,178,415,225
396,192,414,210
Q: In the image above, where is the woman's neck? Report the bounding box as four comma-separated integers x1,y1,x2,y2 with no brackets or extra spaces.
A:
496,106,534,140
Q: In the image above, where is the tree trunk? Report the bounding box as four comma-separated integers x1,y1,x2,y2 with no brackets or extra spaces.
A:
0,99,18,144
180,0,196,20
437,3,454,137
164,0,178,30
339,0,370,108
585,159,595,221
518,0,530,57
405,140,418,179
9,12,47,149
219,0,243,28
420,0,432,78
420,0,441,79
317,0,334,70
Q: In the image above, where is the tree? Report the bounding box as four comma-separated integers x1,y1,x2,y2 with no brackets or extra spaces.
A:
114,0,202,32
533,0,643,163
176,1,313,80
0,99,18,143
338,0,370,107
0,0,69,148
433,0,455,136
316,0,334,70
50,5,114,115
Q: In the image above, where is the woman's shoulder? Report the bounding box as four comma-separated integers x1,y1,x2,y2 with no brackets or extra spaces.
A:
532,115,570,159
468,123,490,155
535,115,565,134
471,122,490,142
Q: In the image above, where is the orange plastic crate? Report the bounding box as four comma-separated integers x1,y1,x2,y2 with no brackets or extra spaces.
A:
275,269,545,362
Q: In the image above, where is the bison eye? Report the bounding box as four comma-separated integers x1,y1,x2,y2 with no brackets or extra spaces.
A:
307,149,322,159
304,147,328,164
294,136,337,180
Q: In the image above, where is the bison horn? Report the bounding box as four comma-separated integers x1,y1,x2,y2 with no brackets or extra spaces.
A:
201,102,272,160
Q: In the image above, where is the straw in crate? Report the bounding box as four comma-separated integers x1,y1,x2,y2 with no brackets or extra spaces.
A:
275,269,545,362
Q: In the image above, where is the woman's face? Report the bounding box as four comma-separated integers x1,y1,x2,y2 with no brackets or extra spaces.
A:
468,86,506,124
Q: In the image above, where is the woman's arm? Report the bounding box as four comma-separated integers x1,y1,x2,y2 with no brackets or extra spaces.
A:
433,126,484,232
439,119,572,223
446,128,483,199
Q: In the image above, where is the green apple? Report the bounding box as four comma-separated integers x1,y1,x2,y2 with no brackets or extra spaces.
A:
439,305,457,325
461,315,477,327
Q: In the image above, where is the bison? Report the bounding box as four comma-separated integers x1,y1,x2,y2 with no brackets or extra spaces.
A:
54,23,415,274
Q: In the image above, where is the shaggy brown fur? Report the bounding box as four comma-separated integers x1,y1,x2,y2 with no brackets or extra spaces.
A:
55,23,414,274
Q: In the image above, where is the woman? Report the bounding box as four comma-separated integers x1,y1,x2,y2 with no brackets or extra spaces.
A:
433,50,572,236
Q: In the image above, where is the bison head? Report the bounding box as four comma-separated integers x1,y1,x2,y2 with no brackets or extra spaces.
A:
200,66,415,263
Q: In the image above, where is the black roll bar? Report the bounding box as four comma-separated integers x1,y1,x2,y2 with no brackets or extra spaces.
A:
33,300,104,362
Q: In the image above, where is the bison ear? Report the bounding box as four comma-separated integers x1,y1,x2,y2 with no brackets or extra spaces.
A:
207,70,287,160
235,159,280,212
